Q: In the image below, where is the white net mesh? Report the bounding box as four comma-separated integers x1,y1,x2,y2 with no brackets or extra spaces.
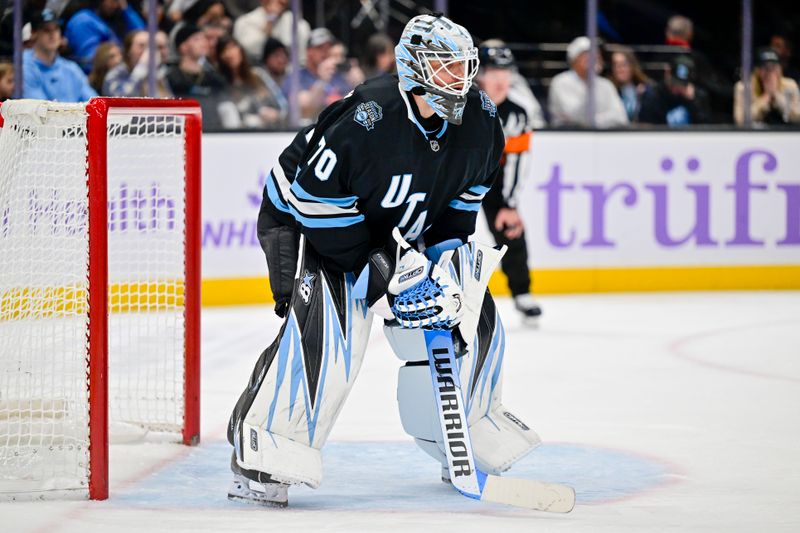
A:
0,103,91,496
0,100,190,498
106,113,186,433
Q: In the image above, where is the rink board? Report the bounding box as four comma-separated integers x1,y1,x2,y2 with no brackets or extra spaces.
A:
200,131,800,305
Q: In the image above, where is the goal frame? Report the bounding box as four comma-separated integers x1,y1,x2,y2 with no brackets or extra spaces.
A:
0,97,202,500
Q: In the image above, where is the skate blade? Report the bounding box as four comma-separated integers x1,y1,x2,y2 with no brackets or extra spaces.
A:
227,479,288,508
227,492,288,508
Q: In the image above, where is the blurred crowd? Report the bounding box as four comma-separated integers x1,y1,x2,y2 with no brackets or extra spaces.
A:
549,16,800,128
0,3,798,130
0,0,397,128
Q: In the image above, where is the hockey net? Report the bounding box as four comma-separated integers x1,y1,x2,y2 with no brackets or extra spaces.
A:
0,98,201,500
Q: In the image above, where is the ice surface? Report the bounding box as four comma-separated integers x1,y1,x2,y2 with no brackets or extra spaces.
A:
2,292,799,532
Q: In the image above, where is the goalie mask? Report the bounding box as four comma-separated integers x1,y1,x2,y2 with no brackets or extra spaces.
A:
395,14,479,125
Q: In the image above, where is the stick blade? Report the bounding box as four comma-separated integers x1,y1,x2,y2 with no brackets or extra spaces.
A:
480,475,576,513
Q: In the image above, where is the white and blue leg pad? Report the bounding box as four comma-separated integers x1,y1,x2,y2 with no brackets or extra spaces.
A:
237,240,374,487
386,240,541,474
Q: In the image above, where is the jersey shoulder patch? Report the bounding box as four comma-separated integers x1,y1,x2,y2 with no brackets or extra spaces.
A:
479,90,498,118
353,100,383,130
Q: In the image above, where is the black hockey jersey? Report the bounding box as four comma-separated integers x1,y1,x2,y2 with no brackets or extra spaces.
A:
261,74,505,273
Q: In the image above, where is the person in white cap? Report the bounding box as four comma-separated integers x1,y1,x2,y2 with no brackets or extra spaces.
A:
548,36,628,128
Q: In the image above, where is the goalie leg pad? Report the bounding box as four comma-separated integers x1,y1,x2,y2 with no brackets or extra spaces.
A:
390,239,540,475
397,362,540,475
228,237,373,487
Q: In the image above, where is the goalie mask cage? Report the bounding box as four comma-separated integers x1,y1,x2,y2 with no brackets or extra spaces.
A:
0,98,201,501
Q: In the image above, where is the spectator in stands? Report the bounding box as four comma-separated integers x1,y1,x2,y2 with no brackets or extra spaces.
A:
204,23,230,67
23,9,96,102
195,0,232,32
770,33,800,86
361,32,395,80
295,28,352,123
329,41,364,89
88,41,122,93
168,0,232,67
166,23,227,128
167,0,197,24
734,47,800,126
255,37,289,113
639,55,710,127
174,0,232,30
665,15,693,49
260,37,288,86
103,29,173,97
608,47,652,122
167,24,226,95
662,14,731,123
233,0,310,63
64,0,146,73
222,0,261,20
0,62,14,101
548,36,628,128
216,36,286,128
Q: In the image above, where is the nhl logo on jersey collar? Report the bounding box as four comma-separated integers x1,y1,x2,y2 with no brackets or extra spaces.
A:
429,140,440,152
480,90,497,118
354,101,383,130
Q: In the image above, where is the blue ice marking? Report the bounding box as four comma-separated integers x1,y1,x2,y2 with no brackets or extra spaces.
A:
116,441,674,510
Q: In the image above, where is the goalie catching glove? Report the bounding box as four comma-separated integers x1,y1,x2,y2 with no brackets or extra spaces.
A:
389,228,465,329
353,228,464,329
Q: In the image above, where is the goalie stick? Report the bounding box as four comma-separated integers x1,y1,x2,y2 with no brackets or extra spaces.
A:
424,329,576,513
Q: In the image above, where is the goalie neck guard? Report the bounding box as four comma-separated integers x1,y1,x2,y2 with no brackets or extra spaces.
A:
395,13,479,125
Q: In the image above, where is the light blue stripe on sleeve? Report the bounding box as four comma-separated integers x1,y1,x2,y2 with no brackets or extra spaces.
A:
468,185,491,195
266,172,290,213
448,199,481,212
288,204,365,228
290,181,358,207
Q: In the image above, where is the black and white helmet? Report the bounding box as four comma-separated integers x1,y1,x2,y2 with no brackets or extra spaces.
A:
479,39,516,70
395,14,479,125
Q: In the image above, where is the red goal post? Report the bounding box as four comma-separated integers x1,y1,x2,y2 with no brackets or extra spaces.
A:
0,98,201,501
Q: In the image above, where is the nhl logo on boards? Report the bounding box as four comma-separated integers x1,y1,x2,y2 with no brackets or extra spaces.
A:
354,101,383,130
429,140,440,152
299,271,316,305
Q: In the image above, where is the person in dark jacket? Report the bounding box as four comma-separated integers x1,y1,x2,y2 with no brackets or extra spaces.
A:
639,55,710,127
166,24,227,128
